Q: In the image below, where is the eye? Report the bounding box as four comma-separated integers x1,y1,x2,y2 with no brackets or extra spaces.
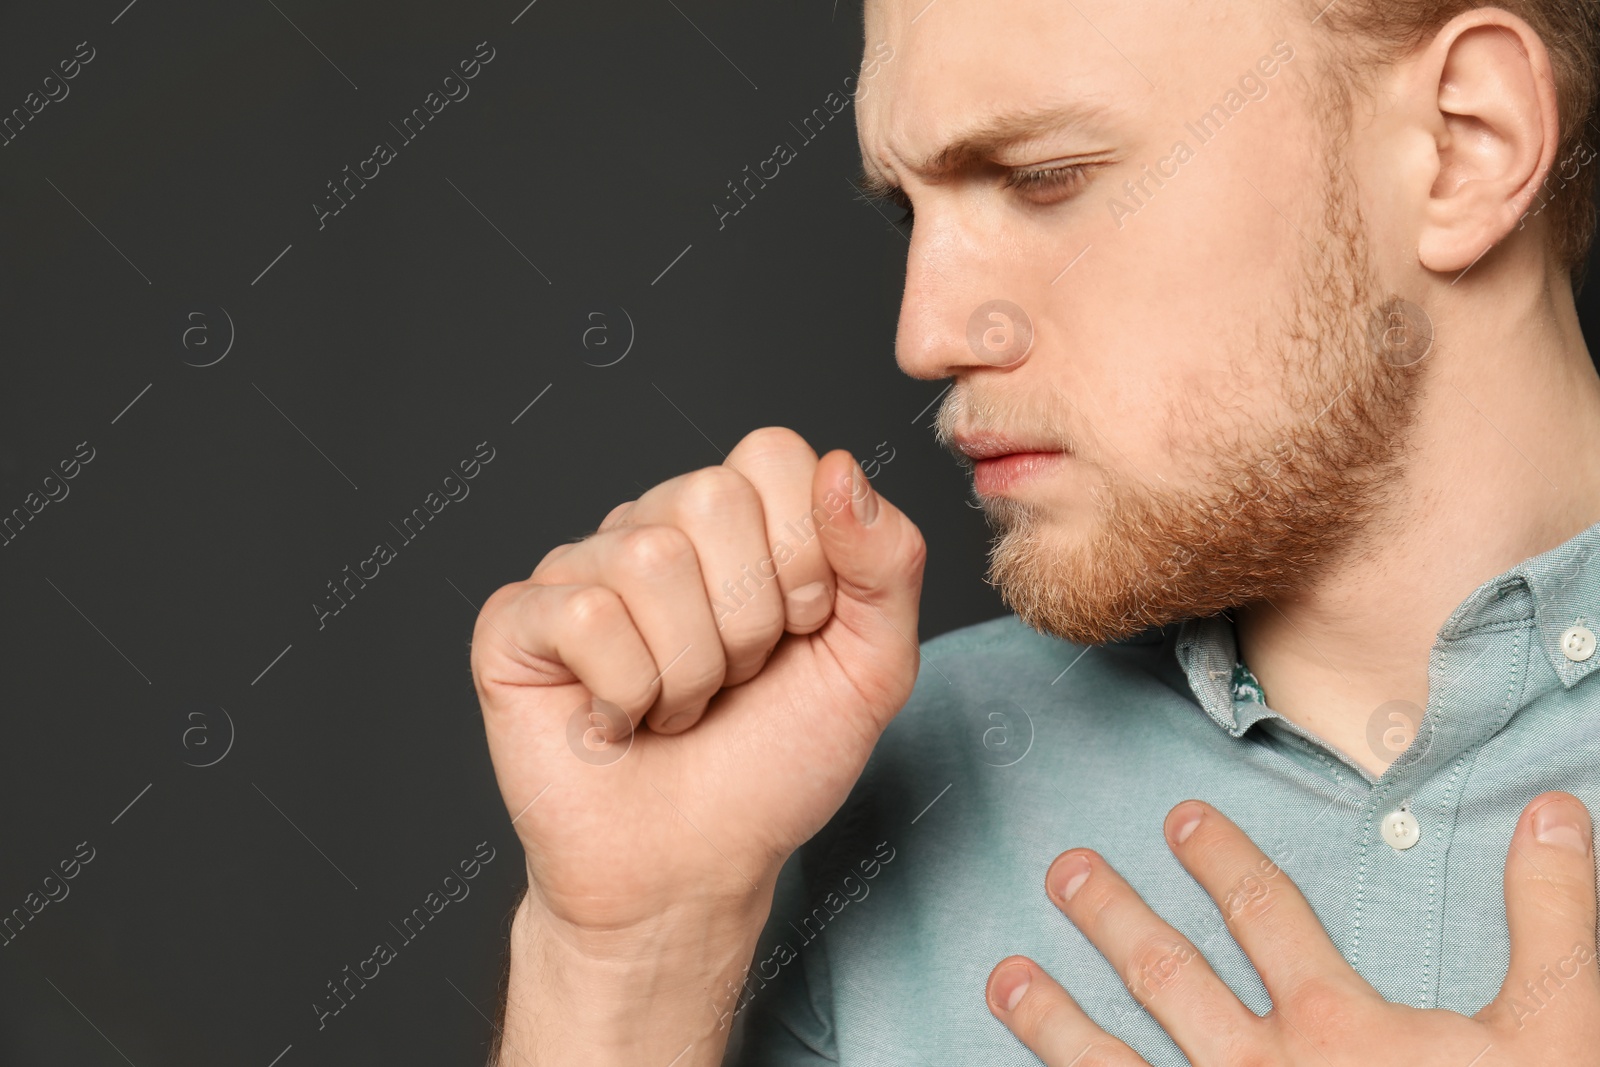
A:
1003,162,1097,205
852,175,915,233
888,195,914,232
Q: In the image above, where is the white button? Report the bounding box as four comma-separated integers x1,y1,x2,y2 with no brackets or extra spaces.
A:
1381,810,1420,851
1561,624,1596,662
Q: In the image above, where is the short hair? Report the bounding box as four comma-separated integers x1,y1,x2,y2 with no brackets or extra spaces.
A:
1308,0,1600,276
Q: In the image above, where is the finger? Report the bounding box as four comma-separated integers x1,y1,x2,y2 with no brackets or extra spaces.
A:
530,540,579,579
1162,801,1368,1011
622,465,786,690
1485,792,1600,1031
472,581,662,737
596,500,636,532
1046,849,1260,1064
723,427,835,635
987,956,1149,1067
809,449,927,724
536,523,727,733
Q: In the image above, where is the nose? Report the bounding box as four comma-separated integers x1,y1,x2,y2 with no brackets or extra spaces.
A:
894,212,1035,381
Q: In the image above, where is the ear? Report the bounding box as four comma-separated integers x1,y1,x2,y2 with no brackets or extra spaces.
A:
1413,10,1561,274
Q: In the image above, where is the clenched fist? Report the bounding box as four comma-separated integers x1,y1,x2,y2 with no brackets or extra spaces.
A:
471,426,926,987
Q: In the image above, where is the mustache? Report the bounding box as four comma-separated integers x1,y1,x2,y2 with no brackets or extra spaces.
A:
932,383,1081,465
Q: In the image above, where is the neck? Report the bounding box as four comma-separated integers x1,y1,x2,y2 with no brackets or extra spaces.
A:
1234,253,1600,777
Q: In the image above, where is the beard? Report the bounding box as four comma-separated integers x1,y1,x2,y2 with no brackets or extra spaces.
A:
933,159,1431,645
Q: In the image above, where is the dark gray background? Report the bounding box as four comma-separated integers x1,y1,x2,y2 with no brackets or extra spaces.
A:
0,2,1594,1065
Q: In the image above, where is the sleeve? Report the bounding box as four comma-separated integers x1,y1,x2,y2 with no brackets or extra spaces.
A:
722,836,840,1065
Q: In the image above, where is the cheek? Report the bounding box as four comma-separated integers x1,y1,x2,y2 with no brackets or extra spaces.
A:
1029,246,1247,473
1033,135,1312,471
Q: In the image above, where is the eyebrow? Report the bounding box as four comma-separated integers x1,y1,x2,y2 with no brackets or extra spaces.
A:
858,100,1115,197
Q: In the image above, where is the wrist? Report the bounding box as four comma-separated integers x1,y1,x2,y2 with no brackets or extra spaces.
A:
518,870,775,963
500,881,777,1064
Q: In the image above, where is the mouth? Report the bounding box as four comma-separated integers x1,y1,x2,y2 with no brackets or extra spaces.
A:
952,432,1056,461
951,432,1071,496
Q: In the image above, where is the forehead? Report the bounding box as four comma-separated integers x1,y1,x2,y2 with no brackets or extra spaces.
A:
857,0,1284,179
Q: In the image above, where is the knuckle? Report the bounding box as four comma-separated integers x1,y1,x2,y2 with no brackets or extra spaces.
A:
736,425,815,460
685,647,729,690
675,465,754,523
530,539,580,580
597,499,636,532
1123,935,1197,1003
723,598,786,645
1226,882,1282,929
1286,975,1346,1018
615,673,660,717
470,581,527,667
1529,857,1593,902
900,521,929,573
1280,976,1363,1041
668,666,726,709
474,581,527,640
1528,869,1597,918
563,585,627,635
658,642,727,702
477,579,525,624
614,524,697,576
719,575,786,636
1218,860,1285,928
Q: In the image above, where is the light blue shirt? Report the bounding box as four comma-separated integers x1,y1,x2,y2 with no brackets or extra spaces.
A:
727,520,1600,1065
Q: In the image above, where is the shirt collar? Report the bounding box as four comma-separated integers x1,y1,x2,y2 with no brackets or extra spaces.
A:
1500,518,1600,690
1173,518,1600,739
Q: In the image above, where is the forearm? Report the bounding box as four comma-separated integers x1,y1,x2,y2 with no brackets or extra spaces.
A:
491,886,775,1066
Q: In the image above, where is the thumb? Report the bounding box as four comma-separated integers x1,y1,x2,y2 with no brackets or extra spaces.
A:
1486,791,1600,1031
810,449,927,708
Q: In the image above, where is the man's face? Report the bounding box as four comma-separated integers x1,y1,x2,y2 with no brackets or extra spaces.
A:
857,0,1430,643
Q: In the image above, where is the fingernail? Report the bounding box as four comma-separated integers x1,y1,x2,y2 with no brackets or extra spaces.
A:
659,710,694,734
1535,798,1592,855
850,460,879,526
993,964,1030,1013
1050,853,1091,902
1169,804,1204,846
785,580,830,623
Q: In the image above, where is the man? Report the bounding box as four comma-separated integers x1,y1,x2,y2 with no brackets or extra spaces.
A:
471,0,1600,1063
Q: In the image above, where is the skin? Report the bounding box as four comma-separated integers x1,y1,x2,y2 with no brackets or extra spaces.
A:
851,0,1600,1058
479,442,928,1066
478,0,1600,1062
985,795,1600,1065
861,0,1600,776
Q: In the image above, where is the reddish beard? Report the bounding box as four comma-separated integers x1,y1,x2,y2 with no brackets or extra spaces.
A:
935,164,1430,645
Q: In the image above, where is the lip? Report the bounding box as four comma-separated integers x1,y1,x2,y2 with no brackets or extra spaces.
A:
952,432,1062,461
971,451,1067,495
